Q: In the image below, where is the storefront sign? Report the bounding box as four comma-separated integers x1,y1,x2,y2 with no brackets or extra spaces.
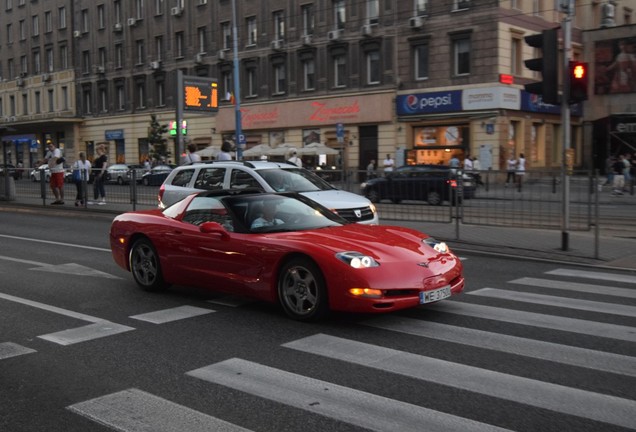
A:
396,91,461,116
105,129,124,140
520,92,583,116
462,87,520,111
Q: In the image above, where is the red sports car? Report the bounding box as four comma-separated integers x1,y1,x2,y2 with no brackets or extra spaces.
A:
110,190,464,321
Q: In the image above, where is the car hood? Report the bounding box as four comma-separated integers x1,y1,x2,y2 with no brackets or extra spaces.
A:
300,190,371,209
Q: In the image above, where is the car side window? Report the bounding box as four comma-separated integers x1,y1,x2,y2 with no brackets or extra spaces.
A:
230,169,262,190
181,196,234,231
171,169,194,187
195,167,226,190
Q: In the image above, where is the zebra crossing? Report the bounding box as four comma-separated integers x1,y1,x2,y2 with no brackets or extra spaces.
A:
61,267,636,431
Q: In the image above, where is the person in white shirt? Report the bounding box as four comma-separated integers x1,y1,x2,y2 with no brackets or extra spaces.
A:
72,151,92,206
505,155,517,187
287,149,302,167
251,200,284,229
44,142,65,205
182,143,202,164
516,153,526,189
382,154,394,175
216,141,233,161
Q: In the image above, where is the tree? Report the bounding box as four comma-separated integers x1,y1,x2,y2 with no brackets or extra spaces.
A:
147,114,169,163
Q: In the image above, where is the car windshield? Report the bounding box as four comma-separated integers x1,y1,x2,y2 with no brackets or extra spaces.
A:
258,168,335,193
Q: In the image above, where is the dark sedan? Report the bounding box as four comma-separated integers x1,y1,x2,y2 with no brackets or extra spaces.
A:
360,165,476,205
140,165,175,186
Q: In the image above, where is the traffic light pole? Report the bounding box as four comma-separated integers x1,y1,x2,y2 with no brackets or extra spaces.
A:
560,0,573,251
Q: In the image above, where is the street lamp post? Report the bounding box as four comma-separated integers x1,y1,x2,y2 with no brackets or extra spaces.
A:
231,0,243,160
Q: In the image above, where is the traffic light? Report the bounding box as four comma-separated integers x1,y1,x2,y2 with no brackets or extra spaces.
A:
568,61,588,104
524,28,559,105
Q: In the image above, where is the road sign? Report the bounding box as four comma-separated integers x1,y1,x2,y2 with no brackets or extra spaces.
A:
336,123,344,143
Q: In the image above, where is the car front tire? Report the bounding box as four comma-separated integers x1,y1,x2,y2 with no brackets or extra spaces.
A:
278,257,328,321
129,238,168,292
366,188,380,203
427,191,442,206
143,177,150,186
117,176,124,185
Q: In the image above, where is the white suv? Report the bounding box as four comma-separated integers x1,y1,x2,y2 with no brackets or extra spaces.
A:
159,161,379,224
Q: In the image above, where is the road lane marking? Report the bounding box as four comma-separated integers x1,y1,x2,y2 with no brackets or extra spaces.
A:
362,316,636,377
427,301,636,342
468,287,636,318
0,292,134,345
187,358,513,432
510,277,636,299
130,306,215,324
0,255,120,279
68,388,253,432
546,268,636,284
0,233,111,252
0,342,36,360
283,334,636,430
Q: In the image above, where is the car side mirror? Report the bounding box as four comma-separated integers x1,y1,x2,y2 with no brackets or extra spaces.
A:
199,222,230,239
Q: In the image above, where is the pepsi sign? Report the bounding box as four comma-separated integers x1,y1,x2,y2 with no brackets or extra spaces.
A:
396,91,462,116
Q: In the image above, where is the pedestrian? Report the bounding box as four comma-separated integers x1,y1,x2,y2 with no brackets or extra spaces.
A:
622,153,631,190
287,149,302,167
92,144,109,205
605,156,615,186
448,154,460,177
382,154,394,175
611,155,626,195
366,160,376,179
505,154,517,187
472,156,484,186
44,141,65,205
143,158,151,172
516,153,526,189
182,143,202,164
16,159,23,180
217,141,233,161
72,151,91,206
463,155,473,173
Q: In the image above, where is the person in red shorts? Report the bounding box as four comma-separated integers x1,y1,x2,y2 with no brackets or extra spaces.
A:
44,142,65,205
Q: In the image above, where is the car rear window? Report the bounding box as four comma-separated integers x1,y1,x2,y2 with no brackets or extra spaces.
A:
171,169,194,187
194,167,226,190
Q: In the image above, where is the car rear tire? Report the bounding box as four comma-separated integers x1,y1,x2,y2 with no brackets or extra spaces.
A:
278,257,328,321
143,177,150,186
427,191,442,206
129,238,167,292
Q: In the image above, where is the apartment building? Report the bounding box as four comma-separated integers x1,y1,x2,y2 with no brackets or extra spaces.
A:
0,0,634,173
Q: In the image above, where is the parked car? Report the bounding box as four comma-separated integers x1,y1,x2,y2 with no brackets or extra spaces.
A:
0,164,19,180
109,190,464,321
158,160,379,224
140,164,175,186
105,164,132,185
360,164,476,205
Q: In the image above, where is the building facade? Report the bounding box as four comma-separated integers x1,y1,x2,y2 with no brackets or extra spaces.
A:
0,0,634,173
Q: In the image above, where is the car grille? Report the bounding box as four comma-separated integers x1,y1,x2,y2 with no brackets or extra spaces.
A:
336,206,375,222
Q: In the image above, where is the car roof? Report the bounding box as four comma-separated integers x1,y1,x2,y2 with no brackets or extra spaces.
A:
177,160,298,171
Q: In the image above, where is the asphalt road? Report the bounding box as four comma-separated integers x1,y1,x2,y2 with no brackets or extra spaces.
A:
1,210,635,432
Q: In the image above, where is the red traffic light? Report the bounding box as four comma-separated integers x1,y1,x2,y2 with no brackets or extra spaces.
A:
568,61,588,104
572,63,586,80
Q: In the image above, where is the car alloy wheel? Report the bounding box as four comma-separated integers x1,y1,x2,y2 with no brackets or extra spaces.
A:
117,176,124,185
278,257,328,321
129,238,167,292
427,191,442,206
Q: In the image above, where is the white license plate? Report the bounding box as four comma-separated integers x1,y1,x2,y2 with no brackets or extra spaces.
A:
420,285,451,304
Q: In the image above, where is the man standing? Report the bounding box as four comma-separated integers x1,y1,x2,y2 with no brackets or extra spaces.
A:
44,142,65,205
382,154,394,175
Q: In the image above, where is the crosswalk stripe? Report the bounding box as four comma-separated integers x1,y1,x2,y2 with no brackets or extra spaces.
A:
427,301,636,342
362,316,636,377
38,322,135,346
187,358,513,432
546,268,636,284
283,334,636,430
468,287,636,317
129,306,215,324
510,277,636,299
0,342,36,360
67,388,253,432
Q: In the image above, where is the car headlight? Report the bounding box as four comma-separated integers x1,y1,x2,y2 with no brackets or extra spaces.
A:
336,251,379,268
360,182,368,189
423,237,449,254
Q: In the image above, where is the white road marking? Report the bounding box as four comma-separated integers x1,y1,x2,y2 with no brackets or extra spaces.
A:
130,306,215,324
68,388,253,432
468,287,636,317
0,255,120,279
547,268,636,284
510,277,636,299
0,342,36,360
187,358,513,432
0,233,111,252
363,316,636,377
427,301,636,342
283,334,636,430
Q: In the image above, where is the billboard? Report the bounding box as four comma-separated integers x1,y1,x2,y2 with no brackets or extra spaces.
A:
594,37,636,95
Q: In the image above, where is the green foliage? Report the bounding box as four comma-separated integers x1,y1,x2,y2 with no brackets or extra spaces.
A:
147,114,169,162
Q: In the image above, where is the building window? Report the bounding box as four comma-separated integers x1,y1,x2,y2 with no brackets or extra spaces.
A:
246,67,257,97
6,23,13,44
137,82,146,109
155,0,164,15
35,91,41,114
452,36,470,75
221,71,232,98
197,27,206,53
117,85,125,110
61,86,68,110
81,9,89,33
135,0,144,19
44,11,52,33
303,59,315,91
98,5,105,29
58,7,66,29
155,36,163,61
366,0,379,24
33,50,40,74
22,93,28,115
82,51,90,74
221,22,231,50
100,88,108,112
83,88,92,114
366,50,380,84
6,0,12,10
115,44,123,68
415,43,429,80
301,4,314,35
334,55,346,87
274,63,286,94
511,36,522,75
246,16,257,45
156,80,164,106
32,15,39,37
7,59,13,78
136,40,145,65
175,32,184,57
46,48,53,72
532,0,540,16
453,0,470,11
20,55,27,74
98,47,106,68
114,0,122,24
60,45,68,69
273,10,285,40
48,89,54,112
19,20,25,40
415,0,428,16
334,0,346,30
9,95,16,116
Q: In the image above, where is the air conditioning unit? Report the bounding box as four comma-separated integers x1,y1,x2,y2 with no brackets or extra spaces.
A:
194,53,204,64
113,23,123,32
327,29,342,41
171,7,183,16
93,65,105,74
127,18,136,27
302,34,313,45
73,30,81,38
218,50,226,60
271,39,283,50
41,73,51,82
197,0,208,4
149,61,161,70
409,16,424,28
361,24,373,36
